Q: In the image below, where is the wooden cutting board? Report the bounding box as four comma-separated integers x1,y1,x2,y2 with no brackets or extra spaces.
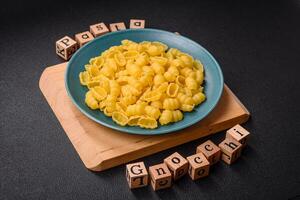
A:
39,62,250,171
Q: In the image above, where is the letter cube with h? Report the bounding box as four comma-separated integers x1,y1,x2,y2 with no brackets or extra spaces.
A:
219,137,242,164
126,162,148,189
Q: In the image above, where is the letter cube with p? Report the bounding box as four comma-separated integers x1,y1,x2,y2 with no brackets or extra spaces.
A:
56,36,77,60
126,162,148,189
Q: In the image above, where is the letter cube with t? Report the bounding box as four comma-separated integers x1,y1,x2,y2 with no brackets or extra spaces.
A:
226,124,250,147
109,22,126,32
164,152,188,180
75,31,94,47
90,22,110,37
130,19,145,29
126,162,148,189
187,153,210,180
55,36,78,60
219,137,242,165
149,163,172,191
196,140,221,165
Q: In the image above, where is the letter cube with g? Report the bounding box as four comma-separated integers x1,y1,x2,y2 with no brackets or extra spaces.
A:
149,163,172,191
164,152,189,180
126,162,148,189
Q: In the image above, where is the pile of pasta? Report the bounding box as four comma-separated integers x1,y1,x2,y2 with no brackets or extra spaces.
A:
79,40,205,129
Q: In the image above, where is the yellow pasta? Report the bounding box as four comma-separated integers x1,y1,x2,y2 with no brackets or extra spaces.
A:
79,40,206,129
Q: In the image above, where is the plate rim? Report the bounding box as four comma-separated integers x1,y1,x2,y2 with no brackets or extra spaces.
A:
65,28,224,135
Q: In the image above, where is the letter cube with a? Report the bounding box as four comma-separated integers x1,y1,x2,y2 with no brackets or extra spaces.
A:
75,31,94,47
129,19,145,29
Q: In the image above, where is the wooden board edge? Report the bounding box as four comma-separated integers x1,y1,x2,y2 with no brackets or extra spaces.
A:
89,113,250,171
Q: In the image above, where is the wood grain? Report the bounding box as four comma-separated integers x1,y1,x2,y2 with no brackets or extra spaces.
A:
39,62,250,171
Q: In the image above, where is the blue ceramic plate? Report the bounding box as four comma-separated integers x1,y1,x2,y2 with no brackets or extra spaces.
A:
65,28,223,135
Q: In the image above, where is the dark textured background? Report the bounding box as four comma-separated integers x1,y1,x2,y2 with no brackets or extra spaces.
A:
1,0,300,199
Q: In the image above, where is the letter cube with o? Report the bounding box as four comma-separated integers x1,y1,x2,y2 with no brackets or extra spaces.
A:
126,162,148,189
164,152,189,180
149,163,172,191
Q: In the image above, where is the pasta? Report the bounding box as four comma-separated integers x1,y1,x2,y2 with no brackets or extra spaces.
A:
79,40,206,129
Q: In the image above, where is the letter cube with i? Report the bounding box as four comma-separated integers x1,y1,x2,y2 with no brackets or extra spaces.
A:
219,137,242,165
126,162,148,189
109,22,126,32
149,163,172,191
196,140,221,165
90,22,110,37
164,152,188,180
226,124,250,147
187,153,210,180
55,36,78,60
130,19,145,29
75,31,94,47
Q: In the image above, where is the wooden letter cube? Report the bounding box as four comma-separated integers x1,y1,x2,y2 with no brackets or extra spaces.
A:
196,140,221,165
90,22,110,37
109,22,126,32
126,162,148,189
226,124,250,147
149,163,172,191
187,153,210,180
129,19,145,29
219,137,242,165
75,31,94,47
55,36,77,60
164,152,188,180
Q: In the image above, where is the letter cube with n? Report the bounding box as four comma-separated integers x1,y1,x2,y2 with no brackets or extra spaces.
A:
149,163,172,191
187,153,210,180
126,162,148,189
196,140,221,165
226,124,250,147
55,36,78,60
219,137,242,165
75,31,94,47
164,152,188,180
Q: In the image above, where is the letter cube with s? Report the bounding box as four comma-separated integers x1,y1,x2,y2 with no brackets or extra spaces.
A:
55,36,78,60
126,162,148,189
164,152,188,180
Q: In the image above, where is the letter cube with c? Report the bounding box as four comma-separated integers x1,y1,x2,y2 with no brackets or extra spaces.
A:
187,153,210,180
126,162,148,189
149,163,172,191
164,152,188,180
196,140,221,165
